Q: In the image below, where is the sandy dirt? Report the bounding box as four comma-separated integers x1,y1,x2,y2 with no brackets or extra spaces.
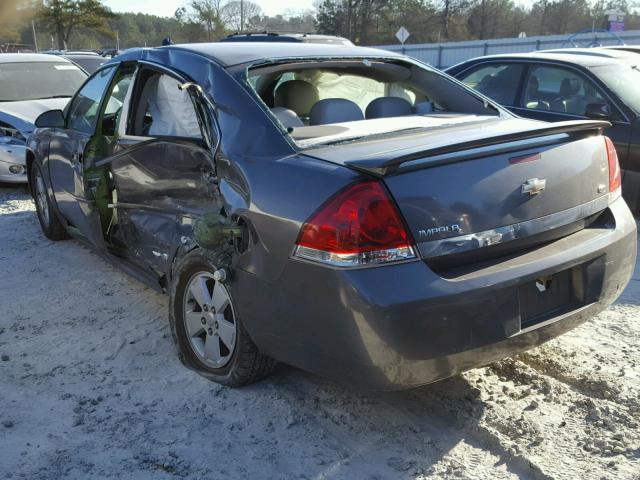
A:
0,186,638,480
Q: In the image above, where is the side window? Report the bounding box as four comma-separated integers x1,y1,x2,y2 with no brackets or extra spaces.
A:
523,65,608,116
105,74,133,116
67,66,116,134
67,66,116,135
128,71,202,139
459,63,524,106
100,70,134,137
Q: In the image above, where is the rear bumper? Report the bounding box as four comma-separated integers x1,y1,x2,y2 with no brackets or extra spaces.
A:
0,145,27,183
236,197,636,390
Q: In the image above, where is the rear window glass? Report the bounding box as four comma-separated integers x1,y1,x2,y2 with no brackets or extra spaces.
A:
293,70,415,112
246,59,500,147
0,62,87,102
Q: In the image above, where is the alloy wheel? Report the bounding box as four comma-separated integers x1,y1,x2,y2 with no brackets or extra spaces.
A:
183,271,237,368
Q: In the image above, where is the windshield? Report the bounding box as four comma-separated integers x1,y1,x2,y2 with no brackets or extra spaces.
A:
0,62,87,102
246,58,501,147
590,62,640,114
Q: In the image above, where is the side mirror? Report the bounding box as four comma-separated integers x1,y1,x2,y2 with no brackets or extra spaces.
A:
35,109,65,128
585,103,611,120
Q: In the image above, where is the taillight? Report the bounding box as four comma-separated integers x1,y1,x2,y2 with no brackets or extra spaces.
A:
604,136,621,195
294,180,416,266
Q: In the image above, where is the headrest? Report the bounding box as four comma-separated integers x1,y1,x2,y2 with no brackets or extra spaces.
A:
365,97,413,119
274,80,319,117
560,78,581,97
309,98,364,125
270,107,303,129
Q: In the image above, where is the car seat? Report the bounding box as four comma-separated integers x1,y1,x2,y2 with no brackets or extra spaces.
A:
274,80,319,121
365,97,413,119
309,98,364,125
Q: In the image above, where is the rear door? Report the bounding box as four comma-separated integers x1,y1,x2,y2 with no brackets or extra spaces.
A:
48,65,117,247
104,65,220,275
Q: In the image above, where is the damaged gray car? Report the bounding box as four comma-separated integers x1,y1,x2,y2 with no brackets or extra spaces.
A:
26,43,636,389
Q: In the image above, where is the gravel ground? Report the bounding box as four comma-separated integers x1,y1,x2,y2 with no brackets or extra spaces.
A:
0,186,639,480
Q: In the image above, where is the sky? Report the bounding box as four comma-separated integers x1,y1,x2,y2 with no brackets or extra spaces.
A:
103,0,317,18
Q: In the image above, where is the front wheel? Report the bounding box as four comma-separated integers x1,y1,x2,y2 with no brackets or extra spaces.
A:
30,162,68,241
169,249,276,386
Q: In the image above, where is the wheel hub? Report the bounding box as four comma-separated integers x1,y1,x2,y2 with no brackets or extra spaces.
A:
183,272,236,368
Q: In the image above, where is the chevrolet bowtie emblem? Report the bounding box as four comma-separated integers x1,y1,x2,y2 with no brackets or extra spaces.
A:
521,178,547,196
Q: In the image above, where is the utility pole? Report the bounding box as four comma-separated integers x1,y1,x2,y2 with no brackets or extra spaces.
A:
240,0,244,33
31,20,38,52
116,31,120,50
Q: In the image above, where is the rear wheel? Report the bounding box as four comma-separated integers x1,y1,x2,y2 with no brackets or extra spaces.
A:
30,162,68,241
169,248,276,386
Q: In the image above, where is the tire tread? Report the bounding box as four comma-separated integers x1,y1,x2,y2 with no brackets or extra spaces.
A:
30,162,68,241
169,247,276,387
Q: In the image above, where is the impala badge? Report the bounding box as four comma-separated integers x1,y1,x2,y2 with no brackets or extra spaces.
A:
521,178,546,196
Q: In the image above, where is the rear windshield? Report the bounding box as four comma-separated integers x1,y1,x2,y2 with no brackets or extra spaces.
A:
0,62,87,102
246,58,501,147
590,62,640,114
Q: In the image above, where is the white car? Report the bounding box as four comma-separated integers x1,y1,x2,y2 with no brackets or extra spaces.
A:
0,54,87,183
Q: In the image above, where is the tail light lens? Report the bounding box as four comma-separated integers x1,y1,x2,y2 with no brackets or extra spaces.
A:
294,180,416,267
605,136,621,196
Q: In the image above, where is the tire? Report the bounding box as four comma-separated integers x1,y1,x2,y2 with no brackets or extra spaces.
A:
30,162,68,241
169,248,276,386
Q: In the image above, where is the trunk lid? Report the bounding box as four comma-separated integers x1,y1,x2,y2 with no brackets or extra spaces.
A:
304,117,611,262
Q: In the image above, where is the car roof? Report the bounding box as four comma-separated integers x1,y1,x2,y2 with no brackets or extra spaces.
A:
115,42,403,68
0,53,74,64
63,53,103,59
64,51,100,56
604,45,640,53
457,47,636,68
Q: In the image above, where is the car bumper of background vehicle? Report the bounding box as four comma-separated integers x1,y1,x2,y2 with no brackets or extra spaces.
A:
0,145,27,183
235,197,636,390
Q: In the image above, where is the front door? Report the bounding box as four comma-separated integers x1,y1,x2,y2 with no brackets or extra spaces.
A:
48,65,117,247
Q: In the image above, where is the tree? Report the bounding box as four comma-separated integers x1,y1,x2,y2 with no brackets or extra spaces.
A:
255,12,316,33
0,0,39,44
377,0,440,44
189,0,226,40
436,0,470,40
39,0,116,50
316,0,389,44
467,0,527,39
222,1,263,32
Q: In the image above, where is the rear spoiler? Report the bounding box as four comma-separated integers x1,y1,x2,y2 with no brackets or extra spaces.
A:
345,120,611,176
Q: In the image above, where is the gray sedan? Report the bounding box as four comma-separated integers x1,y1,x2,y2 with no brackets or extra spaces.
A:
26,43,636,389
